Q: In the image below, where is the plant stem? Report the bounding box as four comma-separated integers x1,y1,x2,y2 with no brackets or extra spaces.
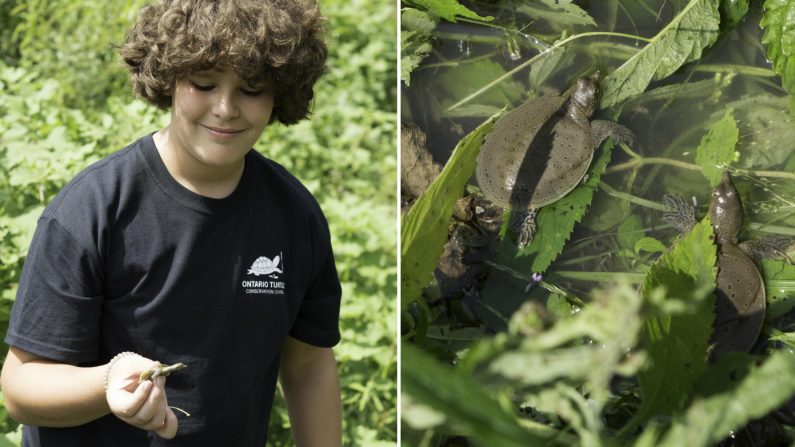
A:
606,157,702,174
552,271,646,283
444,31,652,112
599,182,666,211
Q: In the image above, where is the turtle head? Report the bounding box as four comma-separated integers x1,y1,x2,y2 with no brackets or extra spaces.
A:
571,71,601,117
709,171,743,244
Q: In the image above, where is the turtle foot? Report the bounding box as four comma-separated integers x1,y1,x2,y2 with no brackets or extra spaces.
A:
663,194,696,234
510,209,538,249
739,235,793,262
591,119,636,148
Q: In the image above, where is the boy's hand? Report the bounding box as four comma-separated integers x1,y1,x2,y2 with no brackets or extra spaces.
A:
105,355,178,439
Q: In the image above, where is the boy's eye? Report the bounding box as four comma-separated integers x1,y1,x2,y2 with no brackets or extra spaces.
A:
242,89,263,97
191,82,213,91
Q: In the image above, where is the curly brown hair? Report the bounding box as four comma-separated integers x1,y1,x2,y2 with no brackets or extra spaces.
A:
119,0,327,125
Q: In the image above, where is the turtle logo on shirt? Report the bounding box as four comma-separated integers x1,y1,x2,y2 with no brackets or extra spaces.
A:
247,255,283,278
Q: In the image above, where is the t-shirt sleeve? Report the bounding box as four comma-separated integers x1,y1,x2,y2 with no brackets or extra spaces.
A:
5,216,104,364
288,209,342,348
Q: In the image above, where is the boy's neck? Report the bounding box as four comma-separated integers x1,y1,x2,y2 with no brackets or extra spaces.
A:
152,129,245,199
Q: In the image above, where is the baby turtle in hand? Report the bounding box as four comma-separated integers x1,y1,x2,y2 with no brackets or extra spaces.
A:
138,363,187,384
664,172,791,360
476,71,634,248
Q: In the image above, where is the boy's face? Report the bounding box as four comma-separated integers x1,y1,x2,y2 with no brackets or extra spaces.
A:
168,69,274,170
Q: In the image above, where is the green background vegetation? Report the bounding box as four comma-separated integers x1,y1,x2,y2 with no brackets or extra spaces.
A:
0,0,397,445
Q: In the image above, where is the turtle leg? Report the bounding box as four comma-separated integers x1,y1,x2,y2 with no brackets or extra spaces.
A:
738,235,792,262
510,208,538,248
590,120,635,148
662,194,697,234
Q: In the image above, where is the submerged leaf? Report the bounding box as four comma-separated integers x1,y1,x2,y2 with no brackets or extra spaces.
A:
635,218,717,423
601,0,721,108
401,118,495,310
404,0,493,23
761,0,795,101
695,109,739,187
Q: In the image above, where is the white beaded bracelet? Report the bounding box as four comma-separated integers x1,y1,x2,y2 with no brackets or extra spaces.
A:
104,351,137,391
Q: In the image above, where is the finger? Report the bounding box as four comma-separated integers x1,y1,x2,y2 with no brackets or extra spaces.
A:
108,380,153,419
129,376,167,426
155,407,179,439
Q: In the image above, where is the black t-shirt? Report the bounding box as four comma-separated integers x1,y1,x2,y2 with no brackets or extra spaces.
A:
5,134,342,446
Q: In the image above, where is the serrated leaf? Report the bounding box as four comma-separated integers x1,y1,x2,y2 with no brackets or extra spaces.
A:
635,218,717,422
761,0,795,98
520,141,614,273
514,0,597,28
402,344,563,446
601,0,720,109
401,8,438,86
401,118,495,310
655,351,795,447
404,0,493,23
695,109,739,187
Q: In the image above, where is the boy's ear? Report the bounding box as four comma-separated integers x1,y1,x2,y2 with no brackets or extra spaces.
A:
164,84,174,96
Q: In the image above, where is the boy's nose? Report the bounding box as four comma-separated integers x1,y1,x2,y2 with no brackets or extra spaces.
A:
212,93,240,119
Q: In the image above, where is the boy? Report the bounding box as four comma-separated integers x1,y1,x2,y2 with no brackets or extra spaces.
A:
0,0,342,445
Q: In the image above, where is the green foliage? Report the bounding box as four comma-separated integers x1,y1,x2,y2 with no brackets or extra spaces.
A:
403,0,493,23
401,117,494,310
634,218,716,427
0,0,396,445
601,0,721,108
695,109,739,187
401,8,437,86
511,0,597,28
761,0,795,106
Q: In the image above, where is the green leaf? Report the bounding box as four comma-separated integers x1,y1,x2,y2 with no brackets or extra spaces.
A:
618,214,646,252
601,0,721,109
401,117,495,310
695,109,739,187
521,140,615,273
401,344,565,446
634,218,717,423
401,8,438,86
655,351,795,446
761,0,795,100
762,259,795,319
403,0,493,23
635,237,668,255
720,0,749,29
513,0,597,28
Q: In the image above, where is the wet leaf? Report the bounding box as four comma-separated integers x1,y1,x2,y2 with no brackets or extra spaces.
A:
601,0,721,109
634,218,717,422
695,109,739,187
761,0,795,101
618,214,646,252
401,117,495,310
761,259,795,319
404,0,494,23
635,237,668,255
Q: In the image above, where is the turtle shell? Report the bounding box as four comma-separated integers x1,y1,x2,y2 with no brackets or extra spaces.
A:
476,92,594,210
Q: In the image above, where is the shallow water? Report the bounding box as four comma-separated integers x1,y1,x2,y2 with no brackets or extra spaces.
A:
403,0,795,325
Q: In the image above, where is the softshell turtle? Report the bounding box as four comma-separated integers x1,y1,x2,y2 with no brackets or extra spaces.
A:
476,71,634,247
664,172,791,360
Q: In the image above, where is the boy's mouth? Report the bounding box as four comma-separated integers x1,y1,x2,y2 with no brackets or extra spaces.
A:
201,124,245,138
